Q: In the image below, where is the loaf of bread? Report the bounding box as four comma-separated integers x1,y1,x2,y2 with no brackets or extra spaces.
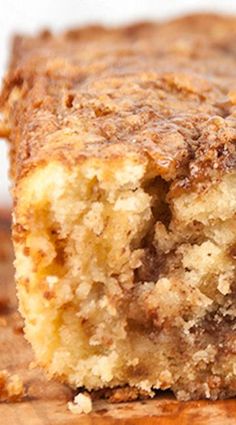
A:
1,14,236,400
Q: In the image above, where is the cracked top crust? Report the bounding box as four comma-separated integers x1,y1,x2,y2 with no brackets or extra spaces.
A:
1,14,236,193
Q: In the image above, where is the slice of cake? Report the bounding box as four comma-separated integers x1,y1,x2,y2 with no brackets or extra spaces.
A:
1,14,236,400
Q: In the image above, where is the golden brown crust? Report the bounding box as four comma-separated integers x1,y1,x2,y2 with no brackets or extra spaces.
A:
1,14,236,193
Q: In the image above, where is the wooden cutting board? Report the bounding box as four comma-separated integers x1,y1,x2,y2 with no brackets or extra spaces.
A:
0,212,236,425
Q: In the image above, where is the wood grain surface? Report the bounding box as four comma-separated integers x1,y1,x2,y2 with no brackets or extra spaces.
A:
0,213,236,425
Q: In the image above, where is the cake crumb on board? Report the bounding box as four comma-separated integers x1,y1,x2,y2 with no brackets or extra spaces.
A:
68,393,92,414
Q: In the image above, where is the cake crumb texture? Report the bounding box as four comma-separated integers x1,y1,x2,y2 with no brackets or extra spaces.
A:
68,393,92,414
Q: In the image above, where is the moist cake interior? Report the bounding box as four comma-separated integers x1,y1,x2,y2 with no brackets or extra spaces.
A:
15,158,236,400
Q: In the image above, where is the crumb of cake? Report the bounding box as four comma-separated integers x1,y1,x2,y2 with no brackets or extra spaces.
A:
0,370,25,402
68,393,92,414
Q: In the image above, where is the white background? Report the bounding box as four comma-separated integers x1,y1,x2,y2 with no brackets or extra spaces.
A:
1,0,236,205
